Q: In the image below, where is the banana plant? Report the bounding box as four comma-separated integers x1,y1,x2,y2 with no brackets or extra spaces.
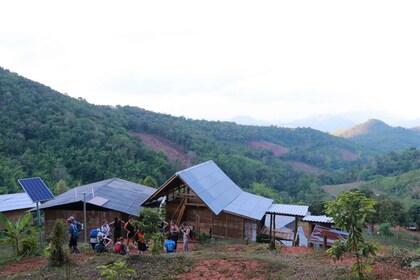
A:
0,212,32,256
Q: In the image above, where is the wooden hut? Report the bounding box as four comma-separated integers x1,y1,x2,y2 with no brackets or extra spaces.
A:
143,160,273,241
38,178,156,237
0,193,36,229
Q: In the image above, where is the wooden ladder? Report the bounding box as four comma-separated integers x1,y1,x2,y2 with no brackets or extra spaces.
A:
175,197,187,226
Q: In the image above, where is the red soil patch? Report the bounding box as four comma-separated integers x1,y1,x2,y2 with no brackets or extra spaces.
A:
248,141,289,157
341,149,358,161
180,259,264,280
130,132,194,168
281,246,314,254
0,256,48,277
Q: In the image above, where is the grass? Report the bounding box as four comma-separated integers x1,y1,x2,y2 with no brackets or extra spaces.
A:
0,243,21,266
0,240,418,279
363,229,420,251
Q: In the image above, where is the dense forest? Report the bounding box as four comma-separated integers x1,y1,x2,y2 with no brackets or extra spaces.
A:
0,67,419,225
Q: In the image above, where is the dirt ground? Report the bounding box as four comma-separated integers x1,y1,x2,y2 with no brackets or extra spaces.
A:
0,241,418,279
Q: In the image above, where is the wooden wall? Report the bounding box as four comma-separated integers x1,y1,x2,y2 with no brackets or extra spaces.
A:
44,208,129,238
0,209,33,229
166,199,255,240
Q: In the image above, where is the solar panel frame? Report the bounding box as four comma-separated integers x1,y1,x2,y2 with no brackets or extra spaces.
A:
18,177,55,203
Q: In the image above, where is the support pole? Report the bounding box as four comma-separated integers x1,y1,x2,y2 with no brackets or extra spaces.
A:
37,202,42,246
83,193,87,243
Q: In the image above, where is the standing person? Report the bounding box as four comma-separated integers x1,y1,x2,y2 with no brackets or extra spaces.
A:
67,216,81,254
169,220,180,251
109,217,125,244
124,216,135,252
101,219,111,239
89,228,100,250
159,220,169,234
180,222,190,252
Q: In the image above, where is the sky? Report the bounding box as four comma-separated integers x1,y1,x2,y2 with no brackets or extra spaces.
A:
1,1,420,123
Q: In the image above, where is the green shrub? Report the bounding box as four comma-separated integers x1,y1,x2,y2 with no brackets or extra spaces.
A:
48,219,70,267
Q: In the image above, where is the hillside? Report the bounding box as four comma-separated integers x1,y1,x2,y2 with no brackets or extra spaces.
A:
332,119,420,152
0,67,377,205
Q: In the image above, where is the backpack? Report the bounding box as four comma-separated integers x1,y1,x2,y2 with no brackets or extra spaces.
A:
114,242,122,253
74,221,82,232
90,229,99,238
189,227,195,240
135,232,145,244
72,222,82,238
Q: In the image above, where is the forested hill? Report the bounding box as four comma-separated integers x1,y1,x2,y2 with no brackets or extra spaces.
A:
0,67,374,204
332,119,420,152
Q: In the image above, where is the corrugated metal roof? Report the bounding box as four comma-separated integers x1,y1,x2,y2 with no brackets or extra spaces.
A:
0,193,37,212
264,215,295,229
39,178,155,217
267,204,309,217
308,224,348,246
224,192,273,220
303,215,334,224
177,160,243,215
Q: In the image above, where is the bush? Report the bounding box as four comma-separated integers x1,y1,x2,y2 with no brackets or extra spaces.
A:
381,247,419,268
21,233,40,256
197,232,212,244
48,219,71,267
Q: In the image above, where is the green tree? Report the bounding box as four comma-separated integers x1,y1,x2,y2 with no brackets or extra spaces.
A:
136,208,164,255
53,179,70,195
408,204,420,228
0,212,33,256
324,191,379,279
251,182,282,203
377,223,392,244
47,219,70,267
141,176,159,188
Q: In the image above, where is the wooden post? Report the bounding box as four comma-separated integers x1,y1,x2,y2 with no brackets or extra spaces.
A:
293,217,298,246
323,235,328,249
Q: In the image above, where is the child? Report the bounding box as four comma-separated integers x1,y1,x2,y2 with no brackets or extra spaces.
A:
113,237,126,255
164,235,176,253
134,227,148,254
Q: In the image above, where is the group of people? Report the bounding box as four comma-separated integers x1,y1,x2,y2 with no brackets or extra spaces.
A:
163,220,192,253
67,215,193,255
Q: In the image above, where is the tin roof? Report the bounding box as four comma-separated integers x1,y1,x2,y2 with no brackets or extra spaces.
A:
39,178,156,217
0,193,37,212
224,191,273,221
267,204,309,217
264,215,295,229
176,160,244,215
145,160,273,220
303,215,334,224
308,224,348,246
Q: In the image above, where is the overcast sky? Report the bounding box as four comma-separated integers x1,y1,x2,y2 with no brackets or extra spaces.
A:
1,1,420,122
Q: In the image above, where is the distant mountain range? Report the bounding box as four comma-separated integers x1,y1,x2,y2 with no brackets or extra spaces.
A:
332,119,420,152
231,112,420,132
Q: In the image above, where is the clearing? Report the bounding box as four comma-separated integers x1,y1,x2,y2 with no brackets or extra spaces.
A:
1,240,418,279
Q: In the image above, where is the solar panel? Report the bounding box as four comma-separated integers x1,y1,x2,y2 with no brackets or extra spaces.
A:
18,177,55,203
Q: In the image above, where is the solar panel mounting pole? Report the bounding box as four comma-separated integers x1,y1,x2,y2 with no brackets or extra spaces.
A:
37,201,42,246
